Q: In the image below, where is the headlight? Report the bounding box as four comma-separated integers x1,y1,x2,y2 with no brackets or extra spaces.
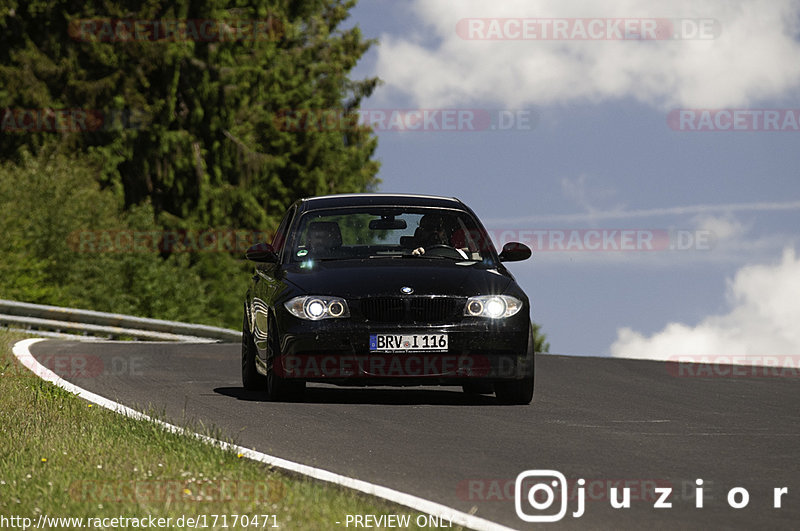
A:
284,296,350,320
463,295,522,318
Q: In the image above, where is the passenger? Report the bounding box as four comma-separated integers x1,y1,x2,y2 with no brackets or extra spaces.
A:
305,221,343,257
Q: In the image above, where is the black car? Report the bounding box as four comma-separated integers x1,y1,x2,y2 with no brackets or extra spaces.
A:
241,193,536,404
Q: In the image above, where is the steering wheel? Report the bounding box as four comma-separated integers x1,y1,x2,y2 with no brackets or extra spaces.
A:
424,244,467,259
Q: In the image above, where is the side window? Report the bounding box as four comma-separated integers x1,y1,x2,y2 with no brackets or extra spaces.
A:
271,206,296,256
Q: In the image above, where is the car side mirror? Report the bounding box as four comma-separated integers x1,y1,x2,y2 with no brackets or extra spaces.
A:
246,242,279,263
498,242,532,262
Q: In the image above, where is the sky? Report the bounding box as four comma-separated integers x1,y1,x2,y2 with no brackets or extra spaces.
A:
345,0,800,360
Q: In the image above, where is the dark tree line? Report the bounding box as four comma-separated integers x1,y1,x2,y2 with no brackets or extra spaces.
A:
0,0,379,232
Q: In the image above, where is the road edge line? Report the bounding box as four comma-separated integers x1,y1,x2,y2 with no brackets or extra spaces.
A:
12,338,517,531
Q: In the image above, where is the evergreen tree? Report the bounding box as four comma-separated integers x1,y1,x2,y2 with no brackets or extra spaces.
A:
0,0,379,231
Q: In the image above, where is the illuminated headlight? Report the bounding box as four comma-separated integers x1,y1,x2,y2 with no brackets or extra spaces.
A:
284,296,350,320
464,295,522,318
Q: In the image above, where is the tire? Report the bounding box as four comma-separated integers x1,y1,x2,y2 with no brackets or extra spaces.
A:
495,322,537,405
264,316,305,402
242,306,267,390
494,376,534,405
462,382,494,395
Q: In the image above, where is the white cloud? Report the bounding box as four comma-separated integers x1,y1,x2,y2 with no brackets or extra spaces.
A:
374,0,800,109
560,174,623,215
692,214,746,242
610,248,800,360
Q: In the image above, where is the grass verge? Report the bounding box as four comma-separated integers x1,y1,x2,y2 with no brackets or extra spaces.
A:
0,331,467,530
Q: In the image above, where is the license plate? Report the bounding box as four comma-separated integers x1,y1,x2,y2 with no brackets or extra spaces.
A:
369,333,448,352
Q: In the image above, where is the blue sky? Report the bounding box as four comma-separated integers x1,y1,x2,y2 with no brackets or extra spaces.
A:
346,0,800,358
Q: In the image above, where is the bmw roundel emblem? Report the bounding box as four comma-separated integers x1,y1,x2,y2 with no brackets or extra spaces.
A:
401,286,414,294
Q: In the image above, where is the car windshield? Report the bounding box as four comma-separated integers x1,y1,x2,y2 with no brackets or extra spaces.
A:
288,206,496,263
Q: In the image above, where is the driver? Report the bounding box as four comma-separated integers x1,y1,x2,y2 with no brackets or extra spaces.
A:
412,214,467,258
413,213,447,251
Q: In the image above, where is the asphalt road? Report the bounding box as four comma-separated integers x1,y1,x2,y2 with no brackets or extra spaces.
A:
29,340,800,530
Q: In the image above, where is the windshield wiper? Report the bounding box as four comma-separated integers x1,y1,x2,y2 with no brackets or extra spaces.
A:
364,253,464,260
401,254,454,260
297,257,354,262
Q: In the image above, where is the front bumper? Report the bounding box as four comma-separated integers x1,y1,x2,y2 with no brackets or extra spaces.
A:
272,314,534,384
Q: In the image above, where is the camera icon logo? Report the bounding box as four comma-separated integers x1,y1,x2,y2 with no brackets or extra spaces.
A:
515,470,568,522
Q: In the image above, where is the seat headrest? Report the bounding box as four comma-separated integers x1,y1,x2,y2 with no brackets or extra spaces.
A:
307,221,343,247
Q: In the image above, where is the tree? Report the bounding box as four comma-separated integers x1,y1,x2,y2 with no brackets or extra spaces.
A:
0,0,379,232
532,321,549,353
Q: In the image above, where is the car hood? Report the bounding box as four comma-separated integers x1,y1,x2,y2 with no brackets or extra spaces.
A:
281,259,513,298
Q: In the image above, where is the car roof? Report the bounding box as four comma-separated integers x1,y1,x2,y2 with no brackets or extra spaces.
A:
296,193,467,211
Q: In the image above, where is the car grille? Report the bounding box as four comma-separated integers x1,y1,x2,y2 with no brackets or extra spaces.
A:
359,297,461,323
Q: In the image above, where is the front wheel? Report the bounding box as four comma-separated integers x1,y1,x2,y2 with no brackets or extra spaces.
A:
265,317,305,402
242,307,267,390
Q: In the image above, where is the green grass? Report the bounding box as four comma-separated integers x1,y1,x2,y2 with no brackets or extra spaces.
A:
0,331,467,530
